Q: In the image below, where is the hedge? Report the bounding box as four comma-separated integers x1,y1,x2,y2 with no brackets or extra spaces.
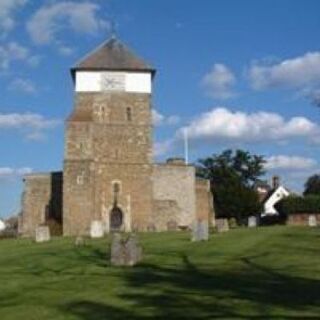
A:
276,195,320,215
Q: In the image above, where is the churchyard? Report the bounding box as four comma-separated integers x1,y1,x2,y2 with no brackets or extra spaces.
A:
0,226,319,319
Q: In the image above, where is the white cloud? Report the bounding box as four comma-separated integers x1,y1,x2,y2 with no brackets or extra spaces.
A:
58,45,74,56
0,42,39,70
8,78,36,94
152,110,180,126
180,107,320,143
0,112,61,140
0,167,32,178
265,155,317,170
27,2,109,45
0,0,27,35
249,52,320,90
202,64,236,99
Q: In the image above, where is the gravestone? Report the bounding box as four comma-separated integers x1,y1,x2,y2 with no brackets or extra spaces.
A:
167,220,177,231
35,226,50,243
216,218,229,233
90,220,104,238
110,233,143,266
248,216,257,228
308,215,317,227
191,220,209,241
75,236,85,246
147,223,156,232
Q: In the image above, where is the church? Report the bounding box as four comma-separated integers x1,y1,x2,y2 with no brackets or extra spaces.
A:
19,37,214,237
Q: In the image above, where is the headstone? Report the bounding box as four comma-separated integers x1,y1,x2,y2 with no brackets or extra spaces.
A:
167,220,177,231
147,223,156,232
110,233,143,266
248,216,257,228
216,218,229,233
191,220,209,241
90,220,104,238
75,236,85,246
35,225,50,243
308,215,317,227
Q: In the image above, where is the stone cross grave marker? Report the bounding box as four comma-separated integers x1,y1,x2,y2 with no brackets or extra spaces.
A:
90,220,104,238
110,233,143,266
35,225,50,243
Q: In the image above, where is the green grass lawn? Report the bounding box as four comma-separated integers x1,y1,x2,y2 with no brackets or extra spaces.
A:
0,226,320,319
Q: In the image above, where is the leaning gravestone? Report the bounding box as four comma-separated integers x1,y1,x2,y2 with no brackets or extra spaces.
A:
35,225,50,243
308,215,317,227
90,220,104,238
191,220,209,241
248,216,257,228
110,233,143,266
216,218,229,233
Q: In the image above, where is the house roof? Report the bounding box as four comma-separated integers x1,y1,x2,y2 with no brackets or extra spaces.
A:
71,37,155,75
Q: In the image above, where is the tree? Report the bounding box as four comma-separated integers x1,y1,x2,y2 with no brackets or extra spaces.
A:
197,149,265,223
304,174,320,196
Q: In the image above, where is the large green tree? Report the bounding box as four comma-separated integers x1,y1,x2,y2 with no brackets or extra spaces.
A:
304,174,320,196
197,149,265,223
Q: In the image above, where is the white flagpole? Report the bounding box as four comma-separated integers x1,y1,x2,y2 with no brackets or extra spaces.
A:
184,128,189,165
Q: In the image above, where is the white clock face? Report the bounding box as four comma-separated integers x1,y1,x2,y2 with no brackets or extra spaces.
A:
101,73,125,91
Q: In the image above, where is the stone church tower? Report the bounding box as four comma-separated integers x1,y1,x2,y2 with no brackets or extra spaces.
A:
63,38,155,235
19,37,214,237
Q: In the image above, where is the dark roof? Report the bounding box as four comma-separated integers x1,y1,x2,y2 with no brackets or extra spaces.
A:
71,38,155,75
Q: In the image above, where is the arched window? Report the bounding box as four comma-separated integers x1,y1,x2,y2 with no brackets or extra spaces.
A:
126,107,132,121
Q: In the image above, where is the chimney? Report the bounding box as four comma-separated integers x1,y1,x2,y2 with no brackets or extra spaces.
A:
272,176,280,189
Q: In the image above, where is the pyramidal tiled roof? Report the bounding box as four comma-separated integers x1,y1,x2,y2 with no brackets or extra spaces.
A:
71,38,155,73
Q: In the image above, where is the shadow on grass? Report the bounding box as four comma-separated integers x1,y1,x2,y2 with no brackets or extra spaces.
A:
63,254,320,319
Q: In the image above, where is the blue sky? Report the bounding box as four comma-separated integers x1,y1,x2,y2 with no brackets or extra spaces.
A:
1,0,320,218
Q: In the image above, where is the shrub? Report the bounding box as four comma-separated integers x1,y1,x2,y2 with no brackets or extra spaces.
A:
276,195,320,216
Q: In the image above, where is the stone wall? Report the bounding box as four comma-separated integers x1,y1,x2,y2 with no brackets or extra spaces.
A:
20,172,62,237
152,163,196,228
151,200,180,231
287,213,320,226
196,178,215,225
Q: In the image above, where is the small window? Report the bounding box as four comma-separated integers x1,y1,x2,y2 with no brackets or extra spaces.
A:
126,107,132,121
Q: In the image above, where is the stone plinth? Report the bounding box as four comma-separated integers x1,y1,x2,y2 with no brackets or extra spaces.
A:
110,233,143,266
216,219,229,233
90,220,104,238
35,226,50,243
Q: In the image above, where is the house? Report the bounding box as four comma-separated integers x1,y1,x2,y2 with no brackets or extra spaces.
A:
0,219,6,231
261,176,290,217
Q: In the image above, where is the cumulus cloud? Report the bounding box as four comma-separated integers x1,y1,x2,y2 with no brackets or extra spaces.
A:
152,110,180,126
0,0,27,35
202,64,236,99
0,42,39,70
0,112,61,140
0,167,32,178
249,52,320,90
179,107,319,143
27,2,109,46
265,155,317,170
8,78,36,94
154,107,320,156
